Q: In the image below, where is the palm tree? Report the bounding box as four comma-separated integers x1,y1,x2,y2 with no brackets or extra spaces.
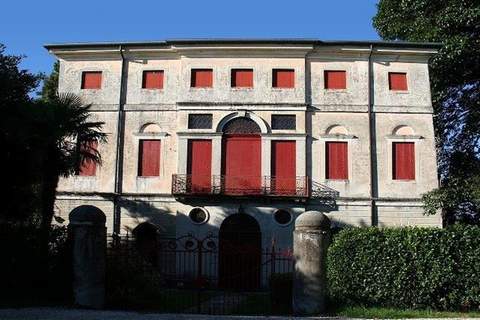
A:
36,93,107,233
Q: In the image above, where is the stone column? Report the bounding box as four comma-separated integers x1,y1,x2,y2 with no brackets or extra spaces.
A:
292,211,331,315
69,205,106,309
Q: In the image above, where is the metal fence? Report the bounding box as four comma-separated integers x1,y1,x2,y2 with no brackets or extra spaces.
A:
106,233,294,315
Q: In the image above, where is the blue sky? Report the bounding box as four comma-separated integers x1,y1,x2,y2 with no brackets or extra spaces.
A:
1,0,379,76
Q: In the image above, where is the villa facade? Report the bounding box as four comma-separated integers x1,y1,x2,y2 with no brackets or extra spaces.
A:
46,39,442,251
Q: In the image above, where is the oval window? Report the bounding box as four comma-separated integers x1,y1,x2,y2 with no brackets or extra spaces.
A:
189,207,209,224
274,209,292,226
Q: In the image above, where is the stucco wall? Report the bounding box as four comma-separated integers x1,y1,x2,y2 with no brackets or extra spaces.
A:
53,43,442,234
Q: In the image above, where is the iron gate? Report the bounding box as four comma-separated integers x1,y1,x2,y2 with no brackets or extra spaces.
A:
107,232,294,315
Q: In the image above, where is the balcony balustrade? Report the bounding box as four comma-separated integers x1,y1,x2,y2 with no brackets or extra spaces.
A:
171,174,339,201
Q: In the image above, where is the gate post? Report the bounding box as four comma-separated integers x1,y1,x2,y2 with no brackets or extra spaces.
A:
292,211,331,315
69,205,106,309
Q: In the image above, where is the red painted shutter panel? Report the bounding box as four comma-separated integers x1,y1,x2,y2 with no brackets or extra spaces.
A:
271,141,296,195
231,69,253,88
393,142,415,180
222,135,262,194
81,72,102,89
389,72,408,91
272,69,295,88
78,141,98,176
187,140,212,193
324,70,346,89
326,142,348,179
138,140,161,176
191,69,213,87
142,71,164,89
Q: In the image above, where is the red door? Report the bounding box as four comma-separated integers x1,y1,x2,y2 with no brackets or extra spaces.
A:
187,140,212,193
222,135,261,195
271,141,296,195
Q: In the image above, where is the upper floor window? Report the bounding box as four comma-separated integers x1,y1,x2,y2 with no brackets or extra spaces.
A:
272,69,295,88
191,69,213,88
324,70,346,89
271,115,296,130
188,114,213,129
231,69,253,88
392,142,415,180
76,141,98,176
142,70,164,89
389,72,408,91
138,140,161,177
81,71,102,89
326,141,348,180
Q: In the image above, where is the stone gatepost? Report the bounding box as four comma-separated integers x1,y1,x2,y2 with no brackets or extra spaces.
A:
292,211,331,315
68,205,106,309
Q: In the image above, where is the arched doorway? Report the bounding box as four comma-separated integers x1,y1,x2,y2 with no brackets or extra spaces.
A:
219,213,261,290
221,117,262,195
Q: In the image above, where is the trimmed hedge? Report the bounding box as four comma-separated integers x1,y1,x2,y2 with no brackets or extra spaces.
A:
327,225,480,311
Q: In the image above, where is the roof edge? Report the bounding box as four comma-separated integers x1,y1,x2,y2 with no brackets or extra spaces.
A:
44,39,442,51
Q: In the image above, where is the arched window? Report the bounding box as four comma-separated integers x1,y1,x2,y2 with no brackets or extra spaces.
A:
222,117,261,134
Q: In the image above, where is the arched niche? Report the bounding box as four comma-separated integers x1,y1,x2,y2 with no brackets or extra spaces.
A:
140,123,162,134
393,125,415,136
326,125,348,136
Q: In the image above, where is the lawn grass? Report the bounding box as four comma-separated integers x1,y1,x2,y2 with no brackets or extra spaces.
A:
332,305,480,318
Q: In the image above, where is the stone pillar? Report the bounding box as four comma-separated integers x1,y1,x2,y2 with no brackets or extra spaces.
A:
69,205,106,309
292,211,331,315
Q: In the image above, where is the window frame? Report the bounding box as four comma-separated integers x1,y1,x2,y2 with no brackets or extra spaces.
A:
142,70,164,90
81,71,102,90
324,70,347,90
272,68,295,89
388,72,408,91
190,68,214,88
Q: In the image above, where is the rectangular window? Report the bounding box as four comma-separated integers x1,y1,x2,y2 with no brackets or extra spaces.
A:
191,69,213,88
188,114,213,129
326,142,348,180
389,72,408,91
272,69,295,88
81,71,102,89
187,140,212,193
231,69,253,88
324,70,346,89
138,140,161,177
271,115,296,130
392,142,415,180
77,141,98,176
142,70,164,89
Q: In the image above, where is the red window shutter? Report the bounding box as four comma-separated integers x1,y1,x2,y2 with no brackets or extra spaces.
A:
271,141,296,195
78,141,98,176
81,71,102,89
138,140,161,177
389,72,408,91
231,69,253,88
142,70,164,89
393,142,415,180
191,69,213,88
272,69,295,88
326,142,348,179
324,70,346,89
187,140,212,193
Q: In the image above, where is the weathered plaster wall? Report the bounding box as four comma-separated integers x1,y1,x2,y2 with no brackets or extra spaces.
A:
53,44,442,235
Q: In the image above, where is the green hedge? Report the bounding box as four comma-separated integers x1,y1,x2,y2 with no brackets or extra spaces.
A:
327,225,480,311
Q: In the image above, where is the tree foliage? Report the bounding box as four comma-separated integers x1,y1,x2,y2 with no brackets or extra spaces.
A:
0,44,106,228
373,0,480,223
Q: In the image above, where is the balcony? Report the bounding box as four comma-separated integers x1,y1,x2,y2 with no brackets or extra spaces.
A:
171,174,339,201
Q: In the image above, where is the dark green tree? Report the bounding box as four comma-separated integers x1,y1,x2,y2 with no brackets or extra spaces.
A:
373,0,480,224
41,60,59,103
